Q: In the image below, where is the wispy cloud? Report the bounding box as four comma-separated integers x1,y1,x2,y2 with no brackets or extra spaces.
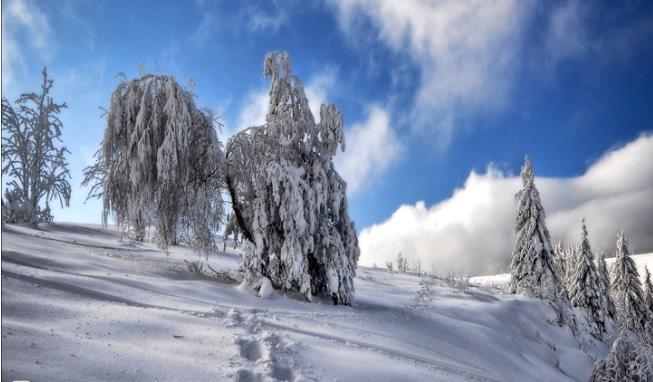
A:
335,106,402,195
332,0,531,148
2,0,53,92
358,133,653,275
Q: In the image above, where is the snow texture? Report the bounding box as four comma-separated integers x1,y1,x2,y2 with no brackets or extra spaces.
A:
2,222,608,381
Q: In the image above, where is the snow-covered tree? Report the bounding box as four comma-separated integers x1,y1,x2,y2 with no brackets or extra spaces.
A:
225,52,359,305
643,266,653,317
597,252,617,320
2,68,71,226
82,74,224,252
553,242,567,279
611,230,650,335
590,332,652,382
568,219,606,338
396,253,408,273
510,156,574,328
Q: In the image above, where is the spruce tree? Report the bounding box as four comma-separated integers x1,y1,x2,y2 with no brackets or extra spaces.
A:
510,156,573,328
644,266,653,317
611,231,649,334
597,252,617,320
568,219,606,338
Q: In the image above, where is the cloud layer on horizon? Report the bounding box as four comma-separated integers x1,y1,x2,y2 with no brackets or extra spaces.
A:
358,133,653,276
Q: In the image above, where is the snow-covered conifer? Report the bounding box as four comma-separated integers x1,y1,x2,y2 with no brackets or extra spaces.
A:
225,52,359,304
1,68,71,226
590,332,652,382
597,252,617,320
644,266,653,317
611,231,650,335
82,74,224,252
510,156,574,328
568,219,606,338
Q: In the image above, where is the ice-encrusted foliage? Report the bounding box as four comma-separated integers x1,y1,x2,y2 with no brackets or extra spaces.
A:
225,52,359,304
1,68,71,227
590,332,652,382
611,231,650,335
82,74,224,252
597,252,617,320
644,267,653,317
568,219,606,338
510,156,574,329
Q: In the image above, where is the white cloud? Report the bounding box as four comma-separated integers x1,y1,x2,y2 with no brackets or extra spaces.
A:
335,106,402,194
333,0,531,147
358,133,653,276
2,0,52,92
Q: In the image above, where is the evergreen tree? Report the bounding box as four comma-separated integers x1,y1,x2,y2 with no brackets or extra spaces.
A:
644,266,653,317
1,68,71,226
611,230,649,335
568,219,606,338
590,332,652,382
510,156,574,329
597,252,617,320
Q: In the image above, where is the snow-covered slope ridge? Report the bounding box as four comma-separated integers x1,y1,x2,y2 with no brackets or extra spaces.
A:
2,223,605,381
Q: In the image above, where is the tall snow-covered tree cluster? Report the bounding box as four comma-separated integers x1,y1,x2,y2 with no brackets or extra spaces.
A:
82,74,224,252
510,156,573,328
1,68,71,226
225,52,359,304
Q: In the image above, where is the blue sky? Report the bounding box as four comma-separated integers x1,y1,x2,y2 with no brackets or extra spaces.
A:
3,0,653,271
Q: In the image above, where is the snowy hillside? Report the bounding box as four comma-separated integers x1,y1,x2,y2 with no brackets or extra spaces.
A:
2,223,608,381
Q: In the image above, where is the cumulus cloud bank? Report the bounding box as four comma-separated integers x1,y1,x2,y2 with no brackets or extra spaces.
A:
359,134,653,276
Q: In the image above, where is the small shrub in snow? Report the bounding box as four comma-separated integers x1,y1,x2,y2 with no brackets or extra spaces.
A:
184,259,204,274
386,261,394,272
446,272,470,294
415,277,435,308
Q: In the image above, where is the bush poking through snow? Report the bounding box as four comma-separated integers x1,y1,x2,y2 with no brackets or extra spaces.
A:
445,272,470,294
415,277,435,307
225,52,359,305
184,259,204,274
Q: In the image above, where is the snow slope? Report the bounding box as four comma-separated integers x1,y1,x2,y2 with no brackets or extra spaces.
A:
2,223,606,381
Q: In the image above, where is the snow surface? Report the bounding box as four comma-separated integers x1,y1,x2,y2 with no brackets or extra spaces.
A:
2,223,608,381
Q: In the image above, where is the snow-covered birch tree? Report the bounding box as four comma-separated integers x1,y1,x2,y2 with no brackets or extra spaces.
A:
611,230,649,335
568,219,606,338
225,52,359,305
82,74,224,252
510,156,574,329
1,68,71,226
597,252,617,320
